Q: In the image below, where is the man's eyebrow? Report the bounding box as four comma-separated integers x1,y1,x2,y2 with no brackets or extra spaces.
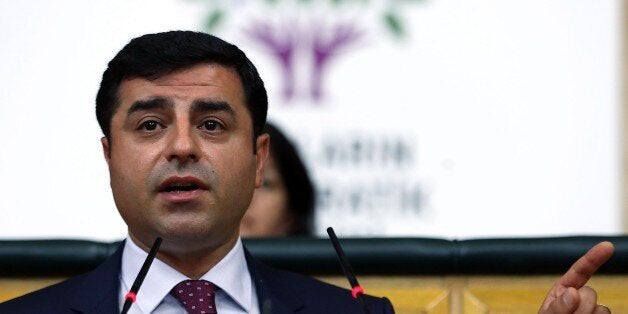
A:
127,98,173,115
192,100,236,118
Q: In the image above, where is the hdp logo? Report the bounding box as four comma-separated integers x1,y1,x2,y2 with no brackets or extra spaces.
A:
192,0,424,104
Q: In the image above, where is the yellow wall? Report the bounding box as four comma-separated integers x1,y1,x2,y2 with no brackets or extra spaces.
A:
5,275,626,313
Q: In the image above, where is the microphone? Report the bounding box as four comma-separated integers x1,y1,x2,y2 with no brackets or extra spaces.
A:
327,227,370,314
120,237,162,314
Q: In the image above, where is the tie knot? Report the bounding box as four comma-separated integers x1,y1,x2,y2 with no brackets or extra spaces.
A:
170,280,218,314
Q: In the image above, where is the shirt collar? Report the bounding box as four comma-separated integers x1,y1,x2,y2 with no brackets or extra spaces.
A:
200,237,254,312
120,236,253,313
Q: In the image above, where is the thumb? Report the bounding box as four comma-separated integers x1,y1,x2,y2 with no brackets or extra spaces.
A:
545,287,580,314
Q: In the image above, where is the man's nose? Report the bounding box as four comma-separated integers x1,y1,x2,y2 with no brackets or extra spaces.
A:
166,124,201,163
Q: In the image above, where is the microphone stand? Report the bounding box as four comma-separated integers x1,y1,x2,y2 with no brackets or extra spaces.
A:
327,227,371,314
120,237,162,314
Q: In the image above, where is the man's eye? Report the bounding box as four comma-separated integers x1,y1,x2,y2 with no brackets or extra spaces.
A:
201,120,223,131
140,120,160,131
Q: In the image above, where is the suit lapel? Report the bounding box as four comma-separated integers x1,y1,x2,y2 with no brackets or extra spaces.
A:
245,248,305,314
61,243,304,313
68,242,124,314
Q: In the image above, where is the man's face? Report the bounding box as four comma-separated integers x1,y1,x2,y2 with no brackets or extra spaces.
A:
102,63,269,253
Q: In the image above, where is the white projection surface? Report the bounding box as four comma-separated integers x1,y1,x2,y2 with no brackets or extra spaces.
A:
0,0,622,240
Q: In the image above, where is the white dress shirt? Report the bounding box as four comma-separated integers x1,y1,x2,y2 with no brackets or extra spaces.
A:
119,237,259,314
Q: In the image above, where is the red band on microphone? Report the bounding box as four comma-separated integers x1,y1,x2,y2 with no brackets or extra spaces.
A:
351,286,365,299
125,291,137,303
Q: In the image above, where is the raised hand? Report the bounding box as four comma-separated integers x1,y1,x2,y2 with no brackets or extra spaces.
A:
539,241,614,314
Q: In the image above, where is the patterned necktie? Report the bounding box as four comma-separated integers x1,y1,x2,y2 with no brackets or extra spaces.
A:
170,280,218,314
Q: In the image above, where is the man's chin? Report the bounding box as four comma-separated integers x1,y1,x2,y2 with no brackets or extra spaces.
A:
158,221,236,245
157,229,239,257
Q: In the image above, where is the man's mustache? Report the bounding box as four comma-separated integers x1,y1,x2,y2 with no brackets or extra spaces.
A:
146,162,218,190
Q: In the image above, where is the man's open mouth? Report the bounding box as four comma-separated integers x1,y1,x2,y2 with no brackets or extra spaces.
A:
157,176,208,193
162,182,200,192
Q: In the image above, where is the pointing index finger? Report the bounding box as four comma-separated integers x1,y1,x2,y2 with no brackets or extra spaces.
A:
558,241,614,289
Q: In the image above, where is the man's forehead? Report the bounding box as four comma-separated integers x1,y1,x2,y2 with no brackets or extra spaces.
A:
152,63,240,85
118,65,244,102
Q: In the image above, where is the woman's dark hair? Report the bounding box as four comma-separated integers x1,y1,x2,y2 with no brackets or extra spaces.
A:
96,31,267,141
265,122,315,236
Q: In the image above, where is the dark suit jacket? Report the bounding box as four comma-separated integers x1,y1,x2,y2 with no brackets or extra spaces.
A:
0,243,394,313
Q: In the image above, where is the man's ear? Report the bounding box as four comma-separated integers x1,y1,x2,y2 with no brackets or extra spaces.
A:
101,136,111,166
254,133,270,188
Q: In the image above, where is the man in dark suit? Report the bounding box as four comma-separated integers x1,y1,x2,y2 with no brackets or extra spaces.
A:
0,30,393,314
0,30,614,314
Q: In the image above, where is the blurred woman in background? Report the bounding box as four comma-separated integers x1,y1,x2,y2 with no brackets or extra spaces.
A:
240,122,316,237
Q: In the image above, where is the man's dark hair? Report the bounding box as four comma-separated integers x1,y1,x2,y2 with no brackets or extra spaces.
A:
96,31,267,140
264,122,315,236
